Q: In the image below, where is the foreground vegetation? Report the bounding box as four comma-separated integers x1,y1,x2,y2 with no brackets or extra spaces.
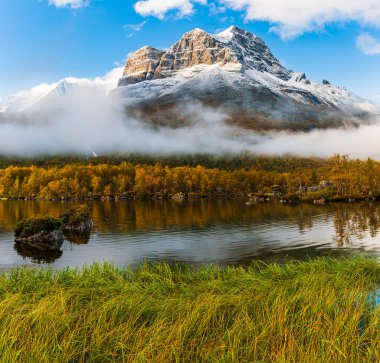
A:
0,258,379,362
0,154,379,201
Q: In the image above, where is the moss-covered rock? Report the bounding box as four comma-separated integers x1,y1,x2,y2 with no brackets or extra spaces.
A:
15,216,64,250
60,205,93,234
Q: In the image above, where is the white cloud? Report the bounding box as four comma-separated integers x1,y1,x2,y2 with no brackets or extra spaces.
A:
1,66,380,158
123,21,148,32
134,0,380,39
123,21,148,38
48,0,89,9
356,33,380,55
89,66,125,93
0,67,123,112
134,0,207,19
219,0,380,39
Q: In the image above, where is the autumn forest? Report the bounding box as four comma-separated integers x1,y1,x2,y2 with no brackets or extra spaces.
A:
0,154,378,201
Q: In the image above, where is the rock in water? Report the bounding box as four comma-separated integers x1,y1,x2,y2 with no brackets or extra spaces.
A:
15,230,64,251
63,219,93,234
61,205,93,234
15,216,64,250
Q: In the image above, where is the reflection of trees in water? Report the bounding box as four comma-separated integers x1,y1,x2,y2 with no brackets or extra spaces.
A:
0,201,77,229
90,200,335,235
1,199,337,235
5,200,380,261
277,203,333,234
296,206,315,233
333,203,380,247
14,242,62,264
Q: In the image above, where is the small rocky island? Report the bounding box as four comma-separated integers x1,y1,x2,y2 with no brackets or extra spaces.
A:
15,206,93,251
15,216,64,250
60,205,93,234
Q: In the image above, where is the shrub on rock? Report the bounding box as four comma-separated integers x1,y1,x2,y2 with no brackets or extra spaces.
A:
60,205,93,234
15,216,64,250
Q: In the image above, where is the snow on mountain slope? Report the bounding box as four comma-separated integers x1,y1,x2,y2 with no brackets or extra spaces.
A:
115,26,378,127
0,83,56,113
1,26,377,132
0,67,123,113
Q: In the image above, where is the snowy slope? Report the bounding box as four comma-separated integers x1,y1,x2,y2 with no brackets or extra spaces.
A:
0,67,123,113
0,84,56,113
1,26,377,130
115,26,378,125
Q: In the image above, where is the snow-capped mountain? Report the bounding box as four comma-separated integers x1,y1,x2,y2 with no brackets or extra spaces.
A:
0,68,123,114
1,27,377,131
115,26,378,129
0,80,76,113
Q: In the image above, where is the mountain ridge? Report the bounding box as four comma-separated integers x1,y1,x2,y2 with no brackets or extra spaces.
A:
118,26,292,86
0,26,378,131
114,26,378,130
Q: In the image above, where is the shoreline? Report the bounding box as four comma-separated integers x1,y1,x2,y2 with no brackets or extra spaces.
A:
1,194,379,204
1,155,380,206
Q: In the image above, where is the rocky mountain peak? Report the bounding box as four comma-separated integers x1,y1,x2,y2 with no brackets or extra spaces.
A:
118,26,291,86
214,26,291,80
114,25,378,128
153,27,238,79
186,27,208,35
120,46,164,86
216,25,255,42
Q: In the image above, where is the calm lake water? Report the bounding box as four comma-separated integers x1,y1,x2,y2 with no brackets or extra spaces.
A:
1,199,380,270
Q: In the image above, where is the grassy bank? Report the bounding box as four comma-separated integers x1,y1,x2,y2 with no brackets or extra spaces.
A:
0,258,379,362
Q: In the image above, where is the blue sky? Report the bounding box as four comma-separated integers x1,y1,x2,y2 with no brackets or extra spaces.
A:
1,0,380,102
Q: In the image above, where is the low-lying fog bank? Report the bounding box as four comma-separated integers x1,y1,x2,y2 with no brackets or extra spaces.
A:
0,81,379,159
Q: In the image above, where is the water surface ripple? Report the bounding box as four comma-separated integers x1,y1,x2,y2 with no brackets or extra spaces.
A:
0,200,379,269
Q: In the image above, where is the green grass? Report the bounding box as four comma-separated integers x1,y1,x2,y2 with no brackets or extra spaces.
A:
0,258,379,362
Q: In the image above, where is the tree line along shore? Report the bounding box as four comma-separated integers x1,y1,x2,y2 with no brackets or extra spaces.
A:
0,154,379,202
